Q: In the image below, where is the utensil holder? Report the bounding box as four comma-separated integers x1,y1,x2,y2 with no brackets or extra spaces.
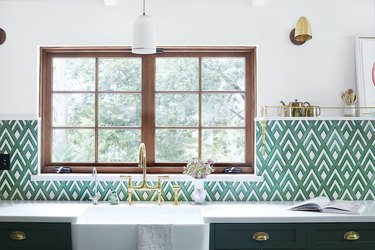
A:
344,105,357,117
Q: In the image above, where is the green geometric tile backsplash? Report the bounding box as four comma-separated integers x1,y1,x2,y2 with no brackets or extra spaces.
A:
0,119,374,202
256,120,374,201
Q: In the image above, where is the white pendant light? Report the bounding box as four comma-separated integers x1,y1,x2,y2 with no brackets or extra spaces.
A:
132,0,156,54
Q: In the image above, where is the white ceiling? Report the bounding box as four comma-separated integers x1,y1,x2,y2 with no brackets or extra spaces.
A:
0,0,267,7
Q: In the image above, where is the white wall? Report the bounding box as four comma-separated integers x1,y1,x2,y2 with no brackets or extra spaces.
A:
0,0,374,116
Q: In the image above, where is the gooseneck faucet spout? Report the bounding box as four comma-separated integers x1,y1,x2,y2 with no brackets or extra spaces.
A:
121,143,169,205
138,143,147,183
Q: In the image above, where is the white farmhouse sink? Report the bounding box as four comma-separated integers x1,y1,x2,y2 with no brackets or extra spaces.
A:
71,204,209,250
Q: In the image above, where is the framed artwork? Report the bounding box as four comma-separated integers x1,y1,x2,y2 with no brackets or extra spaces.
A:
355,36,375,116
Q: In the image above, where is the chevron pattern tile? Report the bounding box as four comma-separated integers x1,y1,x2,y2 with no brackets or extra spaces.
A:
0,120,38,200
255,120,375,201
0,119,374,202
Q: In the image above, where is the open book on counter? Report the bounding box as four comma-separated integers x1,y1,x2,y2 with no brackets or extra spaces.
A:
289,196,366,214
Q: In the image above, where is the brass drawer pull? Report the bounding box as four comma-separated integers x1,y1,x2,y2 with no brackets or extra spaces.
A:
10,231,26,241
344,231,360,241
252,231,269,241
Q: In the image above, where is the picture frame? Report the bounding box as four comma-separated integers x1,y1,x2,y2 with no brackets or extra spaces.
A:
355,36,375,116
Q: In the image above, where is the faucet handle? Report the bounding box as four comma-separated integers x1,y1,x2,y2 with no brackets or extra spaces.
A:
120,175,132,188
158,175,170,179
121,175,133,205
90,194,99,205
157,175,170,181
157,175,170,186
172,185,180,206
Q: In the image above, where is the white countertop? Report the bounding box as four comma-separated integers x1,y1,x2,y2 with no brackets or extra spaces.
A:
0,201,88,223
200,201,375,223
0,200,374,224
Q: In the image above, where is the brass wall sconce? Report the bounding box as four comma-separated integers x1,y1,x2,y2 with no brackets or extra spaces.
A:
289,16,312,45
0,28,6,45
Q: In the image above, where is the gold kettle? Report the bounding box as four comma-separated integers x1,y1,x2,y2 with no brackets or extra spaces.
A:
280,99,311,117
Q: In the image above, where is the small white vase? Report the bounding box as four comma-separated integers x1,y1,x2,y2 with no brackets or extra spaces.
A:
192,178,207,204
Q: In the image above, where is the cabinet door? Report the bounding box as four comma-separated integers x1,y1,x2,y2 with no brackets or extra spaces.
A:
0,222,71,250
308,223,375,249
211,223,307,249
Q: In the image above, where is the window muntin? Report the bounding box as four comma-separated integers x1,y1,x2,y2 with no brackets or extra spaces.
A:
154,57,246,163
155,93,199,127
156,58,199,91
98,58,142,91
202,129,245,162
53,58,95,91
155,129,199,163
52,129,95,162
98,93,142,127
98,129,141,163
40,47,256,173
52,93,95,127
201,58,245,91
51,56,143,164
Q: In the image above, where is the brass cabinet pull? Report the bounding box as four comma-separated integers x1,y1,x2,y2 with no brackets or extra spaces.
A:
344,231,360,241
10,231,26,241
252,231,269,241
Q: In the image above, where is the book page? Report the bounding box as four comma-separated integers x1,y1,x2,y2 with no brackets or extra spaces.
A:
323,200,366,214
289,196,331,211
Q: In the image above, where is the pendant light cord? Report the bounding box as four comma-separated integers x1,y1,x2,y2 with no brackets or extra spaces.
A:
143,0,146,15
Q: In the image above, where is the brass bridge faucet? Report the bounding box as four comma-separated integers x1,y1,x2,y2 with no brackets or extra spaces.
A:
121,143,170,205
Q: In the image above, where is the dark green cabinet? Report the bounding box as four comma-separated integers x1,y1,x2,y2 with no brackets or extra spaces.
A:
211,223,306,249
0,222,71,250
308,223,375,249
210,223,375,250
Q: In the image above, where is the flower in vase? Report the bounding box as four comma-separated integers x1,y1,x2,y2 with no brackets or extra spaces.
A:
183,157,214,179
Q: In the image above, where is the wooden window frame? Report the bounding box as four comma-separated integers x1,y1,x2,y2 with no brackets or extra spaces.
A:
39,46,257,174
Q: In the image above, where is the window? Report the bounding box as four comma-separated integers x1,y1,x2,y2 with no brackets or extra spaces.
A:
40,47,256,174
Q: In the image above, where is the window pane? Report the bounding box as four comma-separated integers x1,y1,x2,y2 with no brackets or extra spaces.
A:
156,58,199,91
202,58,245,91
52,129,95,162
202,94,245,127
202,129,245,162
156,94,198,127
53,58,95,91
53,94,95,127
99,94,141,127
99,58,141,91
98,129,141,162
156,129,198,162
